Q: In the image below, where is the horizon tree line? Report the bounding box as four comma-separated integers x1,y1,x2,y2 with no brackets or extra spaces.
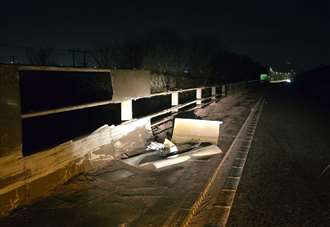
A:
13,29,263,83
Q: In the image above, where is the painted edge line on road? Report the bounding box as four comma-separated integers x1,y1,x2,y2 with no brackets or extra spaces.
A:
179,97,265,227
217,98,265,227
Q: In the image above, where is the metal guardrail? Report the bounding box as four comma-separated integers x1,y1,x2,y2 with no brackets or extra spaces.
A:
21,86,223,119
21,80,254,132
21,100,118,119
17,64,257,123
19,78,255,155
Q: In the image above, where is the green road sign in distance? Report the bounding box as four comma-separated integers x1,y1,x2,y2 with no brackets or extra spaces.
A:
260,74,268,81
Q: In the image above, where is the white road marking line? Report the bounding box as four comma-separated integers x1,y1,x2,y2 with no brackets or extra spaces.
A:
180,97,265,227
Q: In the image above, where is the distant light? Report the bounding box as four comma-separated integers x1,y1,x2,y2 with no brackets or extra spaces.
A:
260,74,269,81
269,79,292,83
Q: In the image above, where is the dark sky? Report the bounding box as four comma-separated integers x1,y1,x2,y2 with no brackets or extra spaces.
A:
1,0,329,71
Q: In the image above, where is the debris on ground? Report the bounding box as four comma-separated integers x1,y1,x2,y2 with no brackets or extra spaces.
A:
139,144,223,170
172,118,223,144
162,138,178,156
144,118,224,164
146,141,165,151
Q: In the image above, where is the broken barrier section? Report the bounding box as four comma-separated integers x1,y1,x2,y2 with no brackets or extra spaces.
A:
172,118,223,145
134,118,224,169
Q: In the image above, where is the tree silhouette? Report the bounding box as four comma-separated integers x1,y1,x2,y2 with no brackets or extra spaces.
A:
25,47,56,65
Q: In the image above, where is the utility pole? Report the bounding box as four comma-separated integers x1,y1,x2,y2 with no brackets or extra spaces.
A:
83,50,87,67
69,49,77,67
10,56,16,64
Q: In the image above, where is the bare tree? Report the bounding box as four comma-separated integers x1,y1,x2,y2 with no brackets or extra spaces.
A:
89,47,114,68
25,47,56,65
89,40,125,68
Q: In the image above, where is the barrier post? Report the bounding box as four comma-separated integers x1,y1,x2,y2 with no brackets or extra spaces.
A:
196,88,202,105
121,99,133,121
171,91,179,112
222,85,226,97
211,87,216,100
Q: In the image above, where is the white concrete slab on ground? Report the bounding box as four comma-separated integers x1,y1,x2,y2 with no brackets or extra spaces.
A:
139,145,223,169
172,118,223,144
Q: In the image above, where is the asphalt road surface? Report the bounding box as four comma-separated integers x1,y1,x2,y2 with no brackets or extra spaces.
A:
228,83,330,226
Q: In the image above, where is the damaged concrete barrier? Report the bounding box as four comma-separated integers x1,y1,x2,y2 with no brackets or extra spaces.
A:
0,118,153,216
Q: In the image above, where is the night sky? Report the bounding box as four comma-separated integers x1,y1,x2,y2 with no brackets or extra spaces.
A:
1,0,329,71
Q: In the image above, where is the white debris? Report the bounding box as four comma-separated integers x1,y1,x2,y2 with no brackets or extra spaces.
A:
139,145,222,169
142,156,191,169
146,141,165,151
146,139,179,157
163,138,178,154
172,118,223,145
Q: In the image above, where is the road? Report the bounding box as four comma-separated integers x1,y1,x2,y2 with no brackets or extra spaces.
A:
227,83,330,226
2,83,329,226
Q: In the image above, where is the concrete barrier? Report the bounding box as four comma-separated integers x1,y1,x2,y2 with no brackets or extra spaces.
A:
0,64,257,216
0,118,152,216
